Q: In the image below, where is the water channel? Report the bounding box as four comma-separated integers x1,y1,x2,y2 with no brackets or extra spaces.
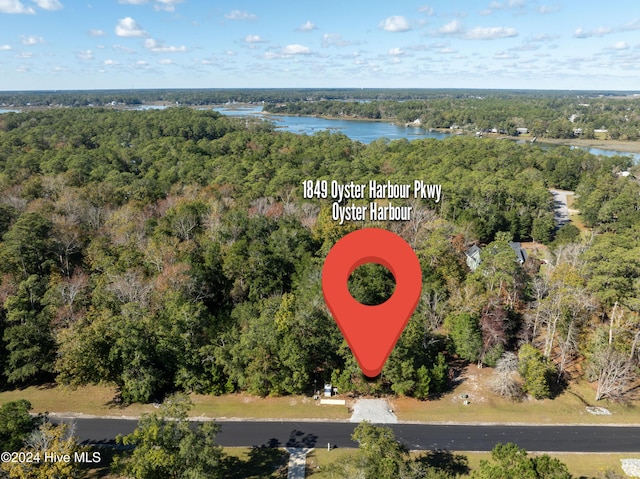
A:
213,105,449,143
214,106,640,161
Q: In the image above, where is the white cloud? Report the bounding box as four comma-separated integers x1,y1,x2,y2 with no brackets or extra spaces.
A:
379,15,411,32
494,51,517,59
0,44,11,50
611,41,630,50
103,59,119,66
433,20,516,40
573,26,613,38
297,20,316,31
135,60,148,66
89,29,106,37
113,44,136,54
466,26,517,40
21,35,45,45
538,4,560,14
481,0,526,15
115,17,147,37
530,33,559,42
0,0,35,14
418,5,434,15
481,1,507,14
282,44,311,55
154,0,183,12
224,10,256,21
388,47,404,56
144,38,187,52
244,34,266,43
438,19,463,35
621,18,640,31
76,49,93,60
321,33,352,48
32,0,63,10
508,42,539,52
119,0,184,9
159,58,173,64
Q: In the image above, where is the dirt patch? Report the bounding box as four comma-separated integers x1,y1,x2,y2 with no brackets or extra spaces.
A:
450,365,493,405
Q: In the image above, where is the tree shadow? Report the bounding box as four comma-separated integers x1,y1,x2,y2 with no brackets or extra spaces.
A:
447,357,468,387
414,449,470,476
549,373,569,400
103,389,128,409
221,446,288,479
285,429,317,448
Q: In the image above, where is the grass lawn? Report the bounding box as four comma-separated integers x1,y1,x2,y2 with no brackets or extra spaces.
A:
189,393,350,420
0,384,351,420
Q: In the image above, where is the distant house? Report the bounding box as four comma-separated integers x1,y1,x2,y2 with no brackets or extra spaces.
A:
573,128,583,135
465,245,482,271
516,127,529,135
509,242,528,265
594,128,608,134
465,242,527,272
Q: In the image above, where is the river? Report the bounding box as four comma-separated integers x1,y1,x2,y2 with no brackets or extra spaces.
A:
213,105,448,143
213,106,640,161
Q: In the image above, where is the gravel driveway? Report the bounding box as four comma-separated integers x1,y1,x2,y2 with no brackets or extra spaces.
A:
349,399,397,424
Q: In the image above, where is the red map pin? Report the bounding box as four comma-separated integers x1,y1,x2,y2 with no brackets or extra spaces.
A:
322,228,422,377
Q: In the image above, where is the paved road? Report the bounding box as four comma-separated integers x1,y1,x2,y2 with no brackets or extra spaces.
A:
549,188,574,226
51,418,640,453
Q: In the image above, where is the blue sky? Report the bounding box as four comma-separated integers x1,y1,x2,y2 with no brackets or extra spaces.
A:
1,0,640,91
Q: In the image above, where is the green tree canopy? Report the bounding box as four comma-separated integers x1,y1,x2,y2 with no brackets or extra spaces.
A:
114,393,225,479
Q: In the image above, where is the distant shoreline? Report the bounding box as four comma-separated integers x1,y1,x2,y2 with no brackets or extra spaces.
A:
532,137,640,154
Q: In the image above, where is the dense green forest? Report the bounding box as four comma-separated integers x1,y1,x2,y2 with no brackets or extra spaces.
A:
0,107,638,405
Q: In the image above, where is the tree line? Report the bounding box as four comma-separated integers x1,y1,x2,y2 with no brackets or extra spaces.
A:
3,88,631,108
